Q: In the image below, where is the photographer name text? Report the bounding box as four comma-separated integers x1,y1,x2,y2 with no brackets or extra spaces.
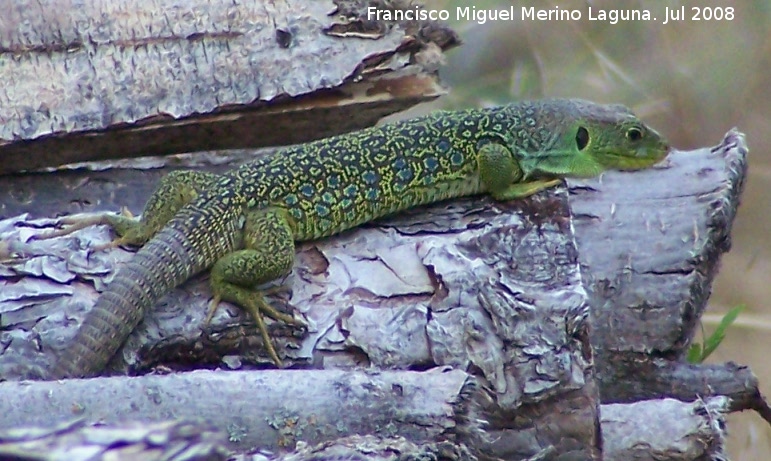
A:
367,6,735,25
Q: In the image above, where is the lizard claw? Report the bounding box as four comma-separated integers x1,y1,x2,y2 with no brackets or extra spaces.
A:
90,236,133,252
204,295,221,326
33,214,110,240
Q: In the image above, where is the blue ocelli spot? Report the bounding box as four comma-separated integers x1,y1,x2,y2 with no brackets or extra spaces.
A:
315,204,330,217
423,157,438,171
450,152,464,166
344,184,358,197
363,171,379,185
300,184,314,197
284,193,298,206
397,168,413,182
366,188,378,201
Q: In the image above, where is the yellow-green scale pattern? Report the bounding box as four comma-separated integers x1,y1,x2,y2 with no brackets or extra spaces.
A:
230,101,560,241
49,98,669,379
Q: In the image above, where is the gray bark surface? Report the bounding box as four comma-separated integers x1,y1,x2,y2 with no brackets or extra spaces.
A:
569,130,754,407
601,397,730,461
0,419,230,461
0,131,757,461
0,368,479,456
0,0,457,175
0,369,732,461
1,158,599,458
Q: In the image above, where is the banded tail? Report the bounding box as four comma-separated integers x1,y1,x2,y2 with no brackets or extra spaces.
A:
50,195,244,379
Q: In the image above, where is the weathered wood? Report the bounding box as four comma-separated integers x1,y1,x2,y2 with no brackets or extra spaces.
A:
0,0,458,175
0,368,481,456
0,368,732,461
0,171,599,459
0,419,230,461
568,130,758,411
601,397,730,461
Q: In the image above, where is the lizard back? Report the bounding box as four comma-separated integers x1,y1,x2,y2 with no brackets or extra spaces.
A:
227,98,654,241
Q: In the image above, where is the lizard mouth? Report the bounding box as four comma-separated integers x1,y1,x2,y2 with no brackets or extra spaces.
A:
598,144,669,170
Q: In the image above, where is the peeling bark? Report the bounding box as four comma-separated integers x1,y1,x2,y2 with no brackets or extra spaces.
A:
0,0,458,174
569,130,756,411
0,369,478,454
0,132,756,460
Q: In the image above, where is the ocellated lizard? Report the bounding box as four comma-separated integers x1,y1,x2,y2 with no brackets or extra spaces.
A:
40,99,668,379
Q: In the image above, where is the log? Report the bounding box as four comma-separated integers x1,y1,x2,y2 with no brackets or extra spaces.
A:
0,419,230,461
0,0,458,175
0,368,482,456
0,369,733,461
601,397,730,460
1,157,600,458
568,130,762,414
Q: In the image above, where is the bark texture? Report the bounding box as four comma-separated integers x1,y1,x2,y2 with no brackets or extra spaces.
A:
0,130,756,460
0,0,458,175
1,182,599,459
569,130,753,407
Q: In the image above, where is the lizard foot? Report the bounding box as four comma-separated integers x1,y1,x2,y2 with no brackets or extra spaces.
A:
206,285,305,368
34,208,133,238
33,208,153,250
33,213,119,240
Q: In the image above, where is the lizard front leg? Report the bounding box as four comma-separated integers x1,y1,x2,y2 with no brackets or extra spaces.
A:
207,207,305,367
36,170,219,248
478,143,562,200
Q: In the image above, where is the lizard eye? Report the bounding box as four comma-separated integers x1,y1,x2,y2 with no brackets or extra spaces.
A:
575,127,589,151
626,126,643,141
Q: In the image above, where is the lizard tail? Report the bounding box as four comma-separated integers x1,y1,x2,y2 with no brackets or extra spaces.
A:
50,198,243,379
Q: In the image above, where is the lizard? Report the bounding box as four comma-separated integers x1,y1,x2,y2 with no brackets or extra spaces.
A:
38,98,669,379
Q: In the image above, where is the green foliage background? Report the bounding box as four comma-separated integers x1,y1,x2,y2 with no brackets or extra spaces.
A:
421,0,771,458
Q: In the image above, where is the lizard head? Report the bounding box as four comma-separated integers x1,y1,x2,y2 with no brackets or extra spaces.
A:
516,99,670,178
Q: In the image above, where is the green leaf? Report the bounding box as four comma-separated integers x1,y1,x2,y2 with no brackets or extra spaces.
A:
687,305,745,363
686,342,704,363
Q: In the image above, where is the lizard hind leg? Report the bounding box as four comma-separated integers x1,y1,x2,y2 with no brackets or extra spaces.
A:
207,207,304,367
37,170,219,248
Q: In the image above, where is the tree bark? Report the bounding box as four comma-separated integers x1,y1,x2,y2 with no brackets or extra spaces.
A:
569,130,758,411
1,156,600,459
601,397,730,461
0,369,733,461
0,368,482,456
0,0,458,175
0,130,759,460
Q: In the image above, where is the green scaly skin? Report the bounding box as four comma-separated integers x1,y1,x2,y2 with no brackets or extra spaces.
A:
46,98,668,379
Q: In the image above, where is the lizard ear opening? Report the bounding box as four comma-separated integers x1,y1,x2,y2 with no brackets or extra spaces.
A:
575,126,589,151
